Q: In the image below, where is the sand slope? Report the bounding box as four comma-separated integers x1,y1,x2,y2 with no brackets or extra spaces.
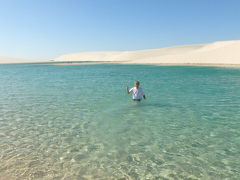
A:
55,40,240,65
1,40,239,65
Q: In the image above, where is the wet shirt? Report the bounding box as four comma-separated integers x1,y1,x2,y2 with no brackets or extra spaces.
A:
129,87,145,100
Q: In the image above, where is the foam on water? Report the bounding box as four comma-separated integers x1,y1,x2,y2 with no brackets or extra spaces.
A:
0,64,240,179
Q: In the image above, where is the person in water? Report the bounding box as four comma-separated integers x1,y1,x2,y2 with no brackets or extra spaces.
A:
126,81,146,101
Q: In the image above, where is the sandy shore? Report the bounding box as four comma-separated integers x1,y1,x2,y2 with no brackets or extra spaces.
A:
55,62,240,67
56,61,126,65
0,56,50,64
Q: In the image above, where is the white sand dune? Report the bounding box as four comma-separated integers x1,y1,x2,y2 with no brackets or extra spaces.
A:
55,40,240,65
1,40,239,65
0,56,50,64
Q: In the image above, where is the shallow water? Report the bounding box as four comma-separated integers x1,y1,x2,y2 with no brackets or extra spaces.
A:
0,64,240,179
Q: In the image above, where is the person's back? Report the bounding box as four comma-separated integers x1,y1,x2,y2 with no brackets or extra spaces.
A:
126,81,146,101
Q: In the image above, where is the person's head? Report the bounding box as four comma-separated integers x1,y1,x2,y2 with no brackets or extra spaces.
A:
135,81,140,88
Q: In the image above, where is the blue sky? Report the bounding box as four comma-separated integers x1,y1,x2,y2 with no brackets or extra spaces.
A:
0,0,239,59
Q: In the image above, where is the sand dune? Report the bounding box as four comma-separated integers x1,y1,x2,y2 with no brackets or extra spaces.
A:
1,40,240,65
55,40,240,65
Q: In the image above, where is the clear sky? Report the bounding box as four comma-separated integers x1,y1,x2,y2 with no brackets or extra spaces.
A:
0,0,239,59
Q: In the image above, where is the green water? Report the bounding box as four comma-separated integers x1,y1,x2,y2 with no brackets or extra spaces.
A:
0,64,240,179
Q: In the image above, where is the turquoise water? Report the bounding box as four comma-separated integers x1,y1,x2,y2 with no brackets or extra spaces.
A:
0,64,240,179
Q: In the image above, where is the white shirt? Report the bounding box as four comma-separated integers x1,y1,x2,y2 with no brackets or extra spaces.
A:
129,87,145,100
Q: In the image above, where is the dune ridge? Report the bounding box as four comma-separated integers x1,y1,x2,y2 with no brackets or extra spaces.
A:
1,40,239,65
55,40,240,65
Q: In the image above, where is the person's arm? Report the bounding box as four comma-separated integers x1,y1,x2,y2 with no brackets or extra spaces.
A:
142,90,146,99
126,86,130,94
127,86,133,94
